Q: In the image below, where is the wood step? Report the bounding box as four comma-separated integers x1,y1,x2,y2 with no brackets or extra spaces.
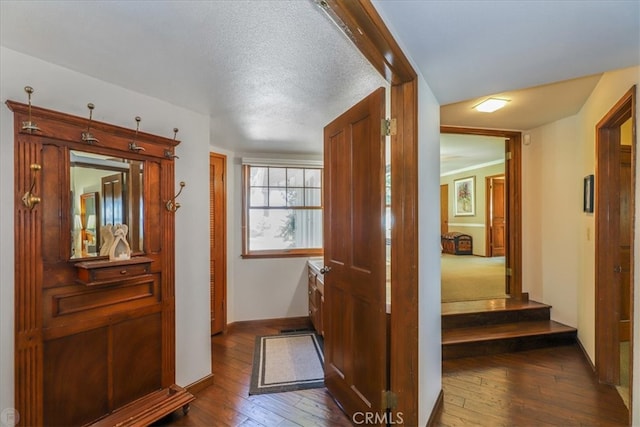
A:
442,298,551,329
442,320,577,359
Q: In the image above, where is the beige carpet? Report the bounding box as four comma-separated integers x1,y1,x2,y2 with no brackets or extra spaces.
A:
441,254,507,302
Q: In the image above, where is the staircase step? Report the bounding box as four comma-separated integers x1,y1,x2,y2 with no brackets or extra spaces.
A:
442,298,551,329
442,320,577,359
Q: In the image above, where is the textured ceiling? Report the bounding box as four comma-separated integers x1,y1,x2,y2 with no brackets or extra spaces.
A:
0,0,387,155
1,0,639,157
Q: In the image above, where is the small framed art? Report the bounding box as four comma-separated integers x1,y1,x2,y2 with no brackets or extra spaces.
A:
583,174,594,213
454,176,475,216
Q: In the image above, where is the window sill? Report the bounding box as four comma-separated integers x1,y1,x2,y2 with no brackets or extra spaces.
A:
241,249,323,259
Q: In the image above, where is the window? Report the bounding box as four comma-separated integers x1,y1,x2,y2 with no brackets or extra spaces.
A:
242,163,323,258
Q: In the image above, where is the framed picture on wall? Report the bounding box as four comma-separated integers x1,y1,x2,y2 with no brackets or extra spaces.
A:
584,174,594,213
454,176,475,216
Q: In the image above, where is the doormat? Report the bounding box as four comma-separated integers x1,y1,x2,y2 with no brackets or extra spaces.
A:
249,332,324,395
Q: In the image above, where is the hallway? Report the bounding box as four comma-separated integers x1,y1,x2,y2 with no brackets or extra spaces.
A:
159,326,627,426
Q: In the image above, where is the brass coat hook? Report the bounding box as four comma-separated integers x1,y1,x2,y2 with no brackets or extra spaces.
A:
164,128,180,159
81,103,99,144
21,86,41,133
166,181,186,212
22,163,42,210
129,116,146,152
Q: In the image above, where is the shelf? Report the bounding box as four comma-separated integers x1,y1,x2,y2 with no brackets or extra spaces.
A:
76,256,154,286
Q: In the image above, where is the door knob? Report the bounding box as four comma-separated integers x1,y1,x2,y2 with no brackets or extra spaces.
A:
614,265,623,273
320,266,332,274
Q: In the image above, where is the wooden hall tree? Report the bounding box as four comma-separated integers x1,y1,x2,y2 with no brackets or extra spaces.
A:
8,99,194,426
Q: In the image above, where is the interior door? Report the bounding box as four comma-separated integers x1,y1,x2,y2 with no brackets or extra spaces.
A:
490,176,505,257
619,145,632,341
102,173,126,226
323,87,388,421
210,153,227,335
440,184,449,235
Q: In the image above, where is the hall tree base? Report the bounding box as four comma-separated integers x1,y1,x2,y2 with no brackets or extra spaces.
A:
8,98,194,426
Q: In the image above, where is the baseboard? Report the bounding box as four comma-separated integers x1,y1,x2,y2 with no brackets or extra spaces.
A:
576,337,596,372
426,389,444,427
185,373,214,394
226,316,312,333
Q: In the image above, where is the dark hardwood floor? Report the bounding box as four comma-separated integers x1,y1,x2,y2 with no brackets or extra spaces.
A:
159,323,628,426
158,320,352,427
436,345,629,427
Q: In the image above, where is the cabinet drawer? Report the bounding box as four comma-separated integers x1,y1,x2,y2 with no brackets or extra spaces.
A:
91,263,150,281
76,257,153,286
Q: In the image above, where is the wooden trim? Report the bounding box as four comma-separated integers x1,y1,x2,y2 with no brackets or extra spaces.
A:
241,249,324,259
577,338,596,372
595,86,636,392
9,101,181,426
441,126,522,297
240,163,323,258
324,0,416,84
426,389,444,427
226,316,313,334
209,152,227,334
185,374,214,395
325,1,420,423
389,80,419,426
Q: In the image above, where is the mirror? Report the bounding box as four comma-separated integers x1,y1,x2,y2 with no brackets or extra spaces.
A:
70,150,144,259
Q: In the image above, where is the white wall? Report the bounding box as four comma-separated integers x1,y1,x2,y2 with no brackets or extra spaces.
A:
0,47,213,412
522,115,580,327
571,66,640,425
226,153,322,323
521,65,640,423
418,75,444,426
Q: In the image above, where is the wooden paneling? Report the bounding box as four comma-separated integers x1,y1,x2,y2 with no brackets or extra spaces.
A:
8,99,190,427
43,328,109,426
112,314,163,408
390,80,419,425
324,88,387,420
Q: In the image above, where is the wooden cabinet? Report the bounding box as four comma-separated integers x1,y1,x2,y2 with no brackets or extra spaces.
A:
308,262,324,336
8,100,193,426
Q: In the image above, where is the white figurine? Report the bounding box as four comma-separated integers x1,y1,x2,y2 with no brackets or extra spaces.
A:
100,224,114,256
108,224,131,261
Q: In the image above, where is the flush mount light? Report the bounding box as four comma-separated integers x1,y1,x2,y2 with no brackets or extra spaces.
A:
473,98,510,113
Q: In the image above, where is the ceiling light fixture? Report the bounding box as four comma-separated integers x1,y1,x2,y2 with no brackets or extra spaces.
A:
473,98,510,113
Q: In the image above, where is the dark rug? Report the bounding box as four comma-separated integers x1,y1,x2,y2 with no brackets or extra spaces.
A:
249,332,324,395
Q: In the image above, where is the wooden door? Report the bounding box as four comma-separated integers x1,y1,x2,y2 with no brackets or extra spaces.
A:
323,87,387,421
619,145,632,341
210,153,227,335
595,86,635,389
489,176,505,257
440,184,449,235
102,173,126,226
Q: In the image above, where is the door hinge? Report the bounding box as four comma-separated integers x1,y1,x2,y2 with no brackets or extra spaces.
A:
382,118,397,136
506,267,513,277
506,152,512,160
382,390,398,409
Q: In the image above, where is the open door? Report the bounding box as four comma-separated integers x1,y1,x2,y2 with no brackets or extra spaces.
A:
323,87,388,422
